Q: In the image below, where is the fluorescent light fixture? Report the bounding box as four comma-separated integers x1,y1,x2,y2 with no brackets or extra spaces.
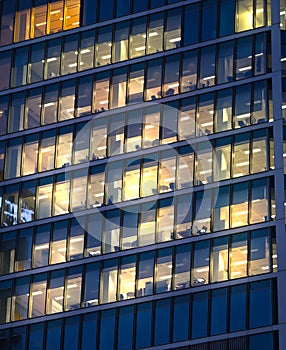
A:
66,108,74,113
135,46,146,52
72,22,80,26
235,210,248,215
97,146,107,151
27,291,43,296
236,161,249,167
43,102,55,108
38,195,49,200
67,284,78,289
54,296,64,301
200,121,213,127
282,105,286,109
281,57,286,62
50,10,61,14
203,75,215,81
80,49,91,54
180,116,190,121
143,32,158,38
261,266,269,270
272,254,277,259
196,267,209,273
256,8,263,13
99,100,108,105
231,271,242,276
199,169,212,175
238,66,252,72
159,275,172,280
236,113,251,119
145,125,155,129
168,83,179,88
101,54,111,59
70,237,83,243
281,10,286,15
68,62,84,68
57,248,66,252
36,22,46,27
94,193,104,198
41,57,57,63
35,244,49,251
169,37,181,43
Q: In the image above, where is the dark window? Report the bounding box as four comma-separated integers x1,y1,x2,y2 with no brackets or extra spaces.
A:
81,313,98,350
154,299,171,345
99,309,116,350
211,288,227,335
249,332,275,350
46,320,62,350
219,0,235,36
63,317,80,350
202,0,217,41
173,295,190,342
82,0,98,25
192,292,209,338
229,284,247,332
136,302,152,348
99,0,114,21
249,280,273,328
117,306,134,349
28,323,44,350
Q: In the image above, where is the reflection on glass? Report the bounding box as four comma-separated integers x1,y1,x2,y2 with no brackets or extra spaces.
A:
53,174,70,215
174,245,191,289
157,199,174,242
197,93,214,136
231,182,249,227
156,248,172,293
138,203,156,246
192,241,210,286
48,270,64,314
119,256,136,300
211,237,228,282
100,259,118,303
65,267,82,311
30,273,47,317
249,229,270,275
213,186,230,231
11,277,29,321
230,233,247,279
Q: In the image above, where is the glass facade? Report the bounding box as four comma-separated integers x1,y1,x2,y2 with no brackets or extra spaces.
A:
0,0,284,349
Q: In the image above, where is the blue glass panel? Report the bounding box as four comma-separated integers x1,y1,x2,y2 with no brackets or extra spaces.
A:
219,0,235,36
99,0,114,21
29,323,44,350
202,0,217,41
46,320,62,350
63,317,80,350
11,326,26,350
136,302,152,348
184,4,199,46
154,299,171,345
249,280,273,328
229,284,247,332
82,0,97,25
249,332,274,350
81,313,98,350
99,309,116,350
173,295,190,342
118,306,134,349
211,288,227,335
192,292,209,338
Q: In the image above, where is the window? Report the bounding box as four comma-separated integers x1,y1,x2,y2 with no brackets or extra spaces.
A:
47,270,64,314
113,22,129,63
100,259,118,303
211,237,228,282
46,320,62,350
30,274,47,317
215,89,232,132
119,256,136,300
136,303,152,348
65,267,82,311
29,43,45,83
211,288,227,335
147,13,164,54
165,9,181,50
192,241,210,286
11,277,30,321
2,185,19,227
130,17,146,58
200,46,216,88
230,232,248,279
229,284,247,331
191,292,209,338
137,251,154,297
231,182,249,227
25,88,42,129
154,299,171,345
213,186,230,231
214,137,231,181
50,221,67,264
22,135,39,176
174,244,191,289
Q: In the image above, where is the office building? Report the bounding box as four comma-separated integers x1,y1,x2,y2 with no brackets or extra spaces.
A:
0,0,285,349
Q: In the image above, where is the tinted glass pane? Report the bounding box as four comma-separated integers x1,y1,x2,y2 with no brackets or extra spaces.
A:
249,332,274,350
99,309,115,350
117,306,134,349
249,280,273,328
154,299,171,345
63,317,80,350
229,284,247,332
136,302,152,348
173,295,190,342
192,292,209,338
29,323,44,350
81,313,98,350
46,320,62,350
211,288,227,335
